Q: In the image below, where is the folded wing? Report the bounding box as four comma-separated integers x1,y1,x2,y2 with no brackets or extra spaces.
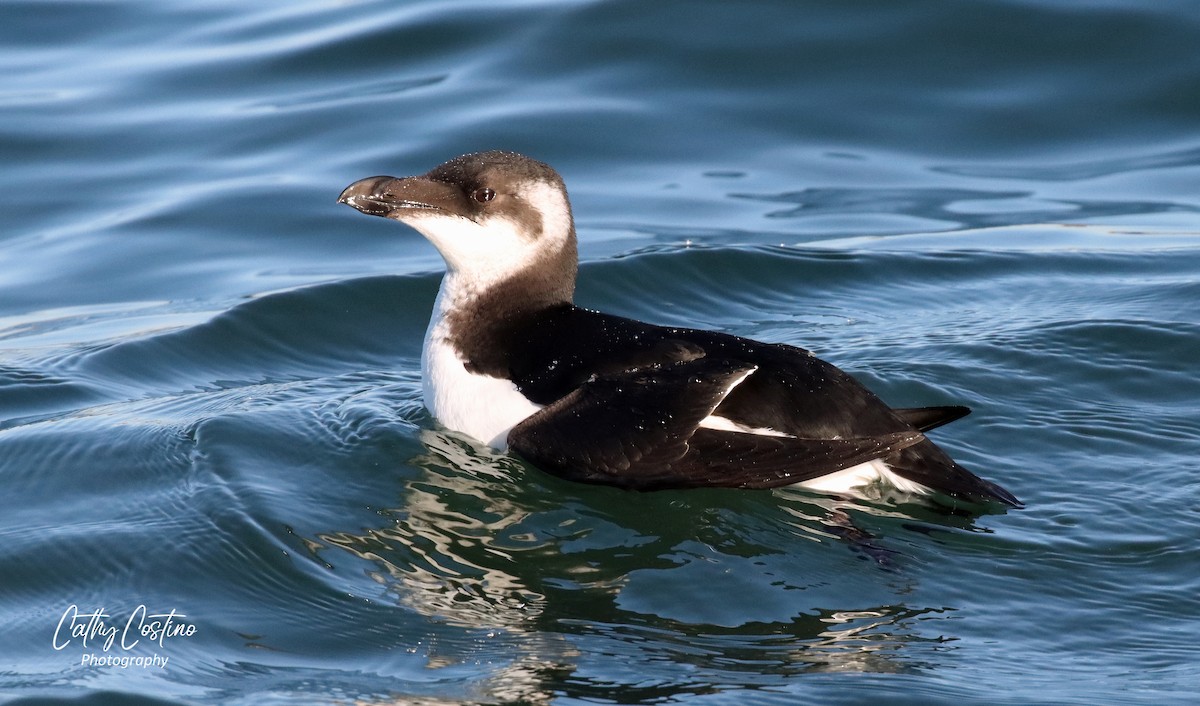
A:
508,358,924,490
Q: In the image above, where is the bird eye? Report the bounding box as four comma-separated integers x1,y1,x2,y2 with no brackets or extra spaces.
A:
471,187,496,203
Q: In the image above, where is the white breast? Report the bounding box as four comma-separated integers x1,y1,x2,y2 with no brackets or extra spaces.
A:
421,290,541,450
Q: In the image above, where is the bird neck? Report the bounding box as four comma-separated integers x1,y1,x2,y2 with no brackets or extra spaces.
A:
439,233,576,317
428,235,577,379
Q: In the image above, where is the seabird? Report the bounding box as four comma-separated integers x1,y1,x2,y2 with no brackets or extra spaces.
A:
338,150,1020,508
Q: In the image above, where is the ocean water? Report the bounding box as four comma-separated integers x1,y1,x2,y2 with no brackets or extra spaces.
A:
2,0,1199,704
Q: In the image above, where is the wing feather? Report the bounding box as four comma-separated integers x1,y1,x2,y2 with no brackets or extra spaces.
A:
508,358,924,490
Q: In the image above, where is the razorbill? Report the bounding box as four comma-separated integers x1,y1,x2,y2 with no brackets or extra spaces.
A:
338,151,1020,508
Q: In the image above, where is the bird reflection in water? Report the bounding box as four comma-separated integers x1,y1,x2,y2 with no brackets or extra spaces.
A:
312,430,963,704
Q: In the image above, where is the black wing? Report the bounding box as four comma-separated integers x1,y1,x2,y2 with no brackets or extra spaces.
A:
507,358,923,491
893,405,971,432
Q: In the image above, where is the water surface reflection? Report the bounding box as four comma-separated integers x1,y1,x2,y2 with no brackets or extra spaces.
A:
314,431,965,703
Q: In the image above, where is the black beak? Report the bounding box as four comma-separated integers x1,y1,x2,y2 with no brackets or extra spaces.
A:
338,175,466,219
338,176,400,217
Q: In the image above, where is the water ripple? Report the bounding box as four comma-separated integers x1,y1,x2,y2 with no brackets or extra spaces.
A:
241,75,448,113
730,186,1198,235
933,143,1200,182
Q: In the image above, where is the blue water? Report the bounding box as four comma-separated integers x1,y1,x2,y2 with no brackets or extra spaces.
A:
3,1,1199,704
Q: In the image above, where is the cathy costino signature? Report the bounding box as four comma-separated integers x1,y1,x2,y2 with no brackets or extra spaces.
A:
53,604,197,668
